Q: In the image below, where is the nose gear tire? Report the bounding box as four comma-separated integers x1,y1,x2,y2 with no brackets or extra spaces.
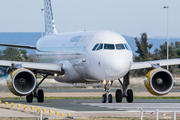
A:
102,94,107,103
108,94,112,103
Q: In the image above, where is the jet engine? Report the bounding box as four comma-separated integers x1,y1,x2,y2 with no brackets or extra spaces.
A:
144,68,174,96
6,68,36,96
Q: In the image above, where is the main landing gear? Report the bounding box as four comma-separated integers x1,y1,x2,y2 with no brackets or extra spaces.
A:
26,74,49,103
101,72,133,103
116,72,133,103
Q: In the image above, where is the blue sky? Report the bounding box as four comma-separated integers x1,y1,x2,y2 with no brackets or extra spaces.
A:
0,0,180,38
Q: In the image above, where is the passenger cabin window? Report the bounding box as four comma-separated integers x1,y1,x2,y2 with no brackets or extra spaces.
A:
92,44,99,51
104,44,115,50
96,44,103,50
116,44,125,50
124,43,131,50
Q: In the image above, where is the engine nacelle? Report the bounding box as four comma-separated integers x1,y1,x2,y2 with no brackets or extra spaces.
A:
6,68,36,96
144,68,174,96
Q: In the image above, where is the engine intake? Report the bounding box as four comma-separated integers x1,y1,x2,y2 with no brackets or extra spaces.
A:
144,68,174,96
7,68,36,96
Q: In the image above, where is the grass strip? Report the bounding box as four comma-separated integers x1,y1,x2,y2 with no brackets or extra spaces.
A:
134,96,180,99
0,96,180,101
44,97,102,100
45,96,180,100
0,97,25,100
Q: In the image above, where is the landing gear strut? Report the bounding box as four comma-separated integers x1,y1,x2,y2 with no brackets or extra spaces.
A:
101,72,133,103
26,74,49,103
116,72,133,103
102,80,113,103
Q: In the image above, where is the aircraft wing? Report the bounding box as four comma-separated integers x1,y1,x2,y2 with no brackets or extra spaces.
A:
0,43,36,50
0,60,63,75
131,58,180,70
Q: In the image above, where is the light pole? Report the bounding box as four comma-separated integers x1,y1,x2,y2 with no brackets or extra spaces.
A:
164,6,169,70
41,9,44,38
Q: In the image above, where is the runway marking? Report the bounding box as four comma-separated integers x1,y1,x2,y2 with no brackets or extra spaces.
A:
81,103,180,112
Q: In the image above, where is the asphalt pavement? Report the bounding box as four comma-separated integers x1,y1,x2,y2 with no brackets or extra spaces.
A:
2,99,180,112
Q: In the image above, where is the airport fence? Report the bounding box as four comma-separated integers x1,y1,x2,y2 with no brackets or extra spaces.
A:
139,108,180,120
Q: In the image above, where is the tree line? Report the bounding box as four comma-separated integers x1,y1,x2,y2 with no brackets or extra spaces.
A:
0,47,29,61
134,32,179,62
134,33,180,62
134,32,180,75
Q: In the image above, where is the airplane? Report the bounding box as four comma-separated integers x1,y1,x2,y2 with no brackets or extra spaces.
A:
0,0,180,103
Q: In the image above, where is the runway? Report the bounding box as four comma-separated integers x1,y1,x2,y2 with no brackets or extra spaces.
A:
2,99,180,112
1,86,180,118
1,99,180,118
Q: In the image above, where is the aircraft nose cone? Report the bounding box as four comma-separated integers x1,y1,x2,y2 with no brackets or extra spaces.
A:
105,54,131,77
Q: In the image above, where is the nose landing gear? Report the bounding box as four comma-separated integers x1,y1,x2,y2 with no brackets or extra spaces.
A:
102,80,113,103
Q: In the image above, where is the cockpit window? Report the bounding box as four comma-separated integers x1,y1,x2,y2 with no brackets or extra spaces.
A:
92,43,99,51
104,44,114,50
124,43,131,50
96,43,103,50
116,44,125,50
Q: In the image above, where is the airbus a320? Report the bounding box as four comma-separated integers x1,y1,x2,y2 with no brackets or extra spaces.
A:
0,0,179,103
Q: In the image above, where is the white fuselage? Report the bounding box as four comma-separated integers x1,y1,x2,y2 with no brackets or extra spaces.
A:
36,30,133,83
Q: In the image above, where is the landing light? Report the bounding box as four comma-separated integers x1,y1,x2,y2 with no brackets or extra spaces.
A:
108,80,111,85
103,80,106,85
54,73,58,77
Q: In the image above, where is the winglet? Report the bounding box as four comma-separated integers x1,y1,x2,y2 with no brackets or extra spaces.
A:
44,0,57,35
